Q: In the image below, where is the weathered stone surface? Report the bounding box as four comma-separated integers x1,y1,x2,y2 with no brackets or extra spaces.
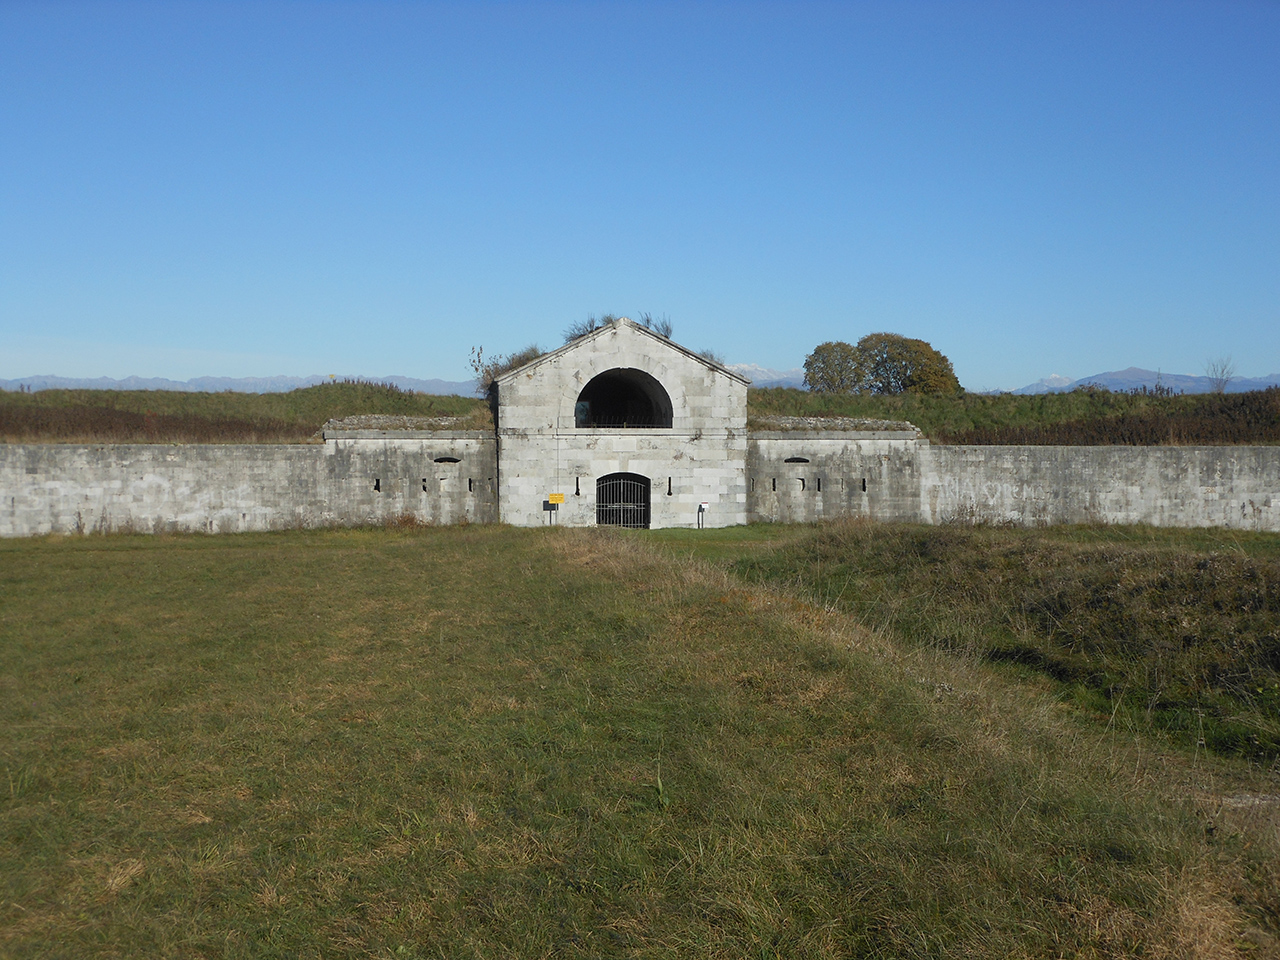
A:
921,444,1280,531
4,434,1279,536
748,433,924,524
493,318,750,529
0,436,498,536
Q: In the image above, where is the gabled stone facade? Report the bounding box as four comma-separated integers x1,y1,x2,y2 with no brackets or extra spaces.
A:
494,318,750,528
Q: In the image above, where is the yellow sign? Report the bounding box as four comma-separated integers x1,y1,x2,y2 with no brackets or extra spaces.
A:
548,493,565,504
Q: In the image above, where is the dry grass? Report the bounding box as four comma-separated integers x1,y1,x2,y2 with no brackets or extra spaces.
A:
1,525,1276,957
0,381,491,443
719,519,1280,760
748,385,1280,445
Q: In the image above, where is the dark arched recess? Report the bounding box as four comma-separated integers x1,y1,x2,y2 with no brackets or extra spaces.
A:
574,368,673,428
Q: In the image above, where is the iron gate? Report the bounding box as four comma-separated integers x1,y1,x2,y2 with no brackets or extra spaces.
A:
596,473,651,529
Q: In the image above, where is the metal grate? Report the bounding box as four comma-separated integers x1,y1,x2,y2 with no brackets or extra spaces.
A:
596,473,651,529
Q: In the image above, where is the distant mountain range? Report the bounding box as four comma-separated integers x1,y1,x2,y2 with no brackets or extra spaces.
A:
728,364,806,388
725,364,1280,394
4,365,1276,397
1011,367,1280,395
0,374,477,396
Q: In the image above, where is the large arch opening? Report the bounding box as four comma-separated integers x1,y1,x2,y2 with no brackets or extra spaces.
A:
596,473,651,529
574,368,673,428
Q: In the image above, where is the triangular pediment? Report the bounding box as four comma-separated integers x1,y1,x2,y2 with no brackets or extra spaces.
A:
493,318,747,385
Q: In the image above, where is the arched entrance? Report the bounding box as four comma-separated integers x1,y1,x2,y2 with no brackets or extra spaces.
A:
575,369,673,428
596,473,651,529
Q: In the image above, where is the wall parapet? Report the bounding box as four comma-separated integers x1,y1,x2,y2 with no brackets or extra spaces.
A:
324,429,493,441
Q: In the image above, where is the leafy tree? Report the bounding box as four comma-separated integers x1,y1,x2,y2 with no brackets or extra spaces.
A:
804,333,960,395
854,332,960,395
803,341,861,393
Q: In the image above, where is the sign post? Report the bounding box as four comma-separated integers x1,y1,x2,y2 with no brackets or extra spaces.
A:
544,493,564,525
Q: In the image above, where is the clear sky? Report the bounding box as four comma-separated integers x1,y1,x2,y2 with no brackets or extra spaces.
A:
2,0,1276,391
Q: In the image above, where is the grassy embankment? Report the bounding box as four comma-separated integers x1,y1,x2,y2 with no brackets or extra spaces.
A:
5,382,1280,444
0,381,491,443
749,385,1280,444
3,524,1278,957
656,522,1280,762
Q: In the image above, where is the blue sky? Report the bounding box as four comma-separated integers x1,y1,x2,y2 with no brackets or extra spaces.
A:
2,0,1276,391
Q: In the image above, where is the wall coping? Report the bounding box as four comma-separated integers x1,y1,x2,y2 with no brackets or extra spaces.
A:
323,430,495,441
749,430,921,441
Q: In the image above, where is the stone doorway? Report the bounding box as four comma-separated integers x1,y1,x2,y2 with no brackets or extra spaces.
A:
596,473,651,528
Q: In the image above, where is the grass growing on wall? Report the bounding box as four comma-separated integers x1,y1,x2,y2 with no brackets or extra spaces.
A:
6,381,1278,444
2,525,1278,957
0,381,492,443
748,386,1280,444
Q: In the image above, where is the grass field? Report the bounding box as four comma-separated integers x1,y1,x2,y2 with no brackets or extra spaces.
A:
2,523,1278,957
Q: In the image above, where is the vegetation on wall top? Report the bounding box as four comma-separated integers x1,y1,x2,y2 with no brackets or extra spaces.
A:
4,377,1280,446
0,380,492,444
468,345,546,397
749,383,1280,445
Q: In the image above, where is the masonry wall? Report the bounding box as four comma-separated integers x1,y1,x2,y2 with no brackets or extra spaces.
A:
495,319,750,528
920,444,1280,531
4,435,1278,538
747,432,924,524
500,430,748,528
0,433,497,537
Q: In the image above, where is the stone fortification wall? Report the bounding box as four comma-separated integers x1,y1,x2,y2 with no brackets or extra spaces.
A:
4,433,1277,537
0,433,497,538
921,444,1280,531
747,431,924,524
